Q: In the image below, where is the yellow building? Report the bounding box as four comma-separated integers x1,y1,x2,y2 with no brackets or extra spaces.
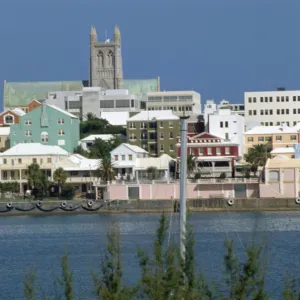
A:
0,127,10,152
244,125,299,154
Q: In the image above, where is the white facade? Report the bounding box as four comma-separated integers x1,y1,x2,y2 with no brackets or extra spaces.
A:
146,91,201,117
80,134,126,151
245,89,300,130
218,99,244,116
208,108,245,157
46,88,141,120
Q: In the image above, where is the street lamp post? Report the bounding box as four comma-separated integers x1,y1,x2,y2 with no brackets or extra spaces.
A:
179,115,189,264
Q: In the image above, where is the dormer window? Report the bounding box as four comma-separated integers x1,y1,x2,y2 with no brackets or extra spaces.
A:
25,119,32,125
58,129,65,136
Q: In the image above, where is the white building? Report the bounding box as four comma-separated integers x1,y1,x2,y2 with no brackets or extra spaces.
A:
146,91,201,117
208,108,245,157
80,134,126,151
110,143,174,180
245,88,300,130
46,88,141,120
218,99,244,116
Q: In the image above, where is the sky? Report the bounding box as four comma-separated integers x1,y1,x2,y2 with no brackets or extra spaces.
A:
0,0,300,107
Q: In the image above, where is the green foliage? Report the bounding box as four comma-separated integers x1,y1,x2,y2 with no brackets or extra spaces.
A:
0,182,19,193
73,145,90,157
194,172,201,180
146,166,159,180
24,267,36,300
220,172,227,179
53,167,68,195
245,144,270,168
27,163,50,199
97,156,115,183
91,222,136,300
56,253,74,300
60,184,75,200
187,154,197,177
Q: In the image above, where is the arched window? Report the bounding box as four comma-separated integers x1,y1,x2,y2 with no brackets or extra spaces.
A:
107,50,113,66
4,115,14,124
41,132,48,143
58,129,65,136
97,51,104,67
269,170,279,182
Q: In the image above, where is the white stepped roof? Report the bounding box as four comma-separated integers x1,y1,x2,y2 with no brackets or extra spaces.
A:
62,154,99,171
128,110,179,121
135,154,174,170
0,143,68,156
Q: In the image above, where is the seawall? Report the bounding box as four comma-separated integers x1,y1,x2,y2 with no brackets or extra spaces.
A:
0,198,300,216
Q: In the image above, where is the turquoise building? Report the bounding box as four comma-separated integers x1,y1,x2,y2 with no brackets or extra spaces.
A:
10,104,80,153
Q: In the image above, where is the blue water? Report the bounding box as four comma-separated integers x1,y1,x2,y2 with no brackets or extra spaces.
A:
0,211,299,299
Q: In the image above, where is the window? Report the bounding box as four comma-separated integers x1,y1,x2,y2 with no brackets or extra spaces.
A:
25,119,32,125
249,110,252,116
286,109,289,114
258,137,264,142
291,135,297,141
265,137,272,142
247,137,254,142
225,147,230,155
298,96,300,101
160,122,163,128
253,110,257,115
260,110,264,115
160,144,164,152
129,133,136,140
160,132,164,139
269,171,279,182
253,97,256,103
265,122,269,126
58,129,65,135
281,109,284,114
198,148,203,155
276,136,282,141
129,122,136,129
169,144,174,152
40,158,43,164
225,121,228,128
18,158,22,164
286,96,289,102
293,96,296,101
265,97,268,102
25,130,32,136
270,110,273,115
207,147,212,155
220,121,223,128
114,155,118,161
216,147,221,155
169,121,173,128
260,97,263,102
277,109,280,114
58,118,64,124
225,133,229,140
121,155,125,160
4,115,13,124
3,159,7,164
47,158,52,163
265,110,268,115
294,109,297,114
128,155,132,160
41,132,48,142
169,132,174,139
248,97,252,103
281,96,284,102
33,158,37,163
140,122,147,129
269,97,273,102
276,97,280,102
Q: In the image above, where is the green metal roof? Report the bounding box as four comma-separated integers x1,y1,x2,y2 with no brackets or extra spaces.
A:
3,78,160,108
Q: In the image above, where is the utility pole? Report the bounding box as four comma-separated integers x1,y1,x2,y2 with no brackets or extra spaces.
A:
179,115,189,263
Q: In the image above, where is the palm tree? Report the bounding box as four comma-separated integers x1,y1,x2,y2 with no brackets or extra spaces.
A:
244,144,270,168
85,112,98,121
98,156,115,183
187,154,196,178
53,167,68,195
27,163,41,189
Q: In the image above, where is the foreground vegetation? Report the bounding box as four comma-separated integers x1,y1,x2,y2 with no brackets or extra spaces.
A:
24,214,299,299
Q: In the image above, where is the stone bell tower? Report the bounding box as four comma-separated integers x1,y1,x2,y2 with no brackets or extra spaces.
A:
89,25,123,89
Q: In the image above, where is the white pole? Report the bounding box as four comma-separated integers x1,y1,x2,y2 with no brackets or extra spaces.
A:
179,116,189,263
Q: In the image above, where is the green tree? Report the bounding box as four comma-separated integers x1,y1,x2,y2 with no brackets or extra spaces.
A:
146,166,159,180
60,184,75,200
245,144,270,169
27,163,41,189
73,145,90,158
91,222,136,300
98,156,115,183
85,112,98,121
89,139,112,159
53,167,68,195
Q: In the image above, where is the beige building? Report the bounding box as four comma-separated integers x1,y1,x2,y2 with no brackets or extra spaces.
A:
146,91,201,117
244,125,299,154
0,127,10,152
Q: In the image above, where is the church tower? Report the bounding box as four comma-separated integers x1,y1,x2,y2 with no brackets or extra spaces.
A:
89,25,123,89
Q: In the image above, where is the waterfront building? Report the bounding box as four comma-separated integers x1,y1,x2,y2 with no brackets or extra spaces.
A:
270,147,295,158
260,156,300,198
126,110,179,157
146,91,201,117
10,104,80,153
79,134,126,151
244,124,299,154
208,108,245,156
0,143,69,192
110,143,174,180
176,132,239,177
244,87,300,130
